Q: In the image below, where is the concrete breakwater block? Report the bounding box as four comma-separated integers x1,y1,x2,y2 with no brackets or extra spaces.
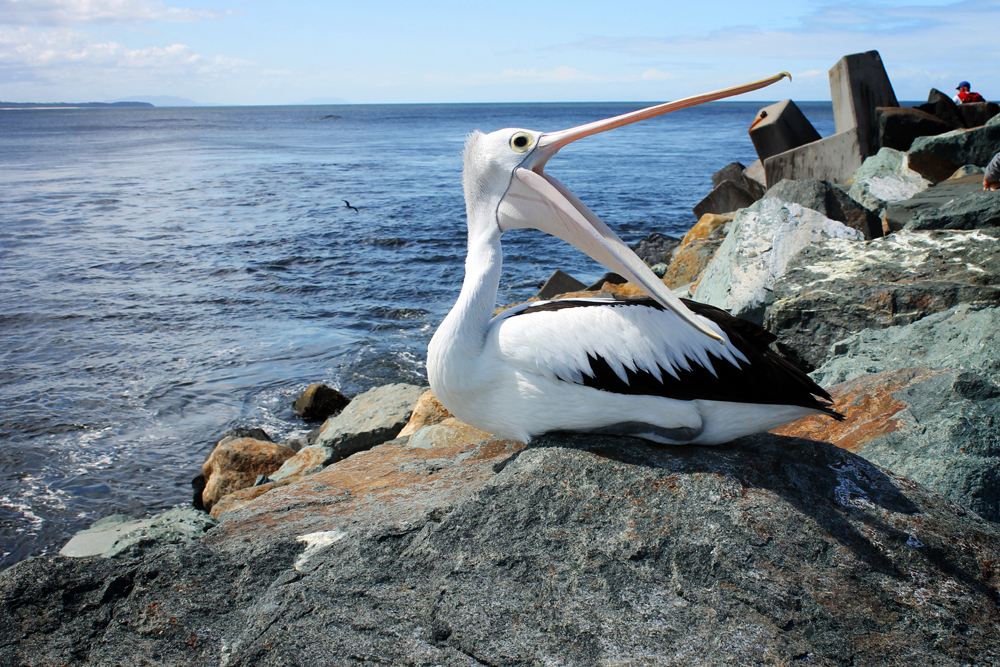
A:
876,106,952,152
829,50,898,157
748,100,821,163
916,89,966,130
764,128,864,186
742,159,767,197
711,161,746,189
692,179,756,218
536,269,586,300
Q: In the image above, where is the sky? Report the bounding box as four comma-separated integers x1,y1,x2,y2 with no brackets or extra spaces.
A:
0,0,997,105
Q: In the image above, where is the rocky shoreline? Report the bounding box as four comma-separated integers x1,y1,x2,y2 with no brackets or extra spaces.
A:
3,51,1000,665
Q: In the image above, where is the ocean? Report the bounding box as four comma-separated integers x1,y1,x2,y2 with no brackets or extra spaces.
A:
0,101,835,568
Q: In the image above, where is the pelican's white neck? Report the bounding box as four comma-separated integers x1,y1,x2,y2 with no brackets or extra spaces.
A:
428,225,503,378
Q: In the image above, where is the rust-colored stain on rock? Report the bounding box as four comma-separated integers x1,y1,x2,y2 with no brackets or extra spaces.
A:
773,367,944,451
206,435,524,548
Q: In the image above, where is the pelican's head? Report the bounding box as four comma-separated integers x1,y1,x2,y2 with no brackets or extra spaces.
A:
464,72,789,341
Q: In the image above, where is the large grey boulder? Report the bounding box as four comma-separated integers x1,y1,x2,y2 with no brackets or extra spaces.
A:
829,50,899,156
764,229,1000,370
847,147,930,216
693,198,863,323
315,382,425,460
59,507,216,558
5,431,999,666
907,113,1000,183
905,190,1000,230
762,178,882,238
808,305,1000,522
883,173,985,230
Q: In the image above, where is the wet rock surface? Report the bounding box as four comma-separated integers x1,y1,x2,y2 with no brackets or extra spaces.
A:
3,432,999,666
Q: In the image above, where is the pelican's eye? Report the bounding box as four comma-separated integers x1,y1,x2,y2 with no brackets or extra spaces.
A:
510,132,533,153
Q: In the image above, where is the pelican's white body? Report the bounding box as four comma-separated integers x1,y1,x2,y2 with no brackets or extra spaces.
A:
426,233,816,446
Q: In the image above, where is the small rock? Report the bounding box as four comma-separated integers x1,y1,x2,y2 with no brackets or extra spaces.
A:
398,389,454,437
407,418,493,450
270,445,336,482
915,88,966,130
907,117,1000,183
315,383,426,461
292,383,349,422
957,101,1000,129
201,438,296,512
692,180,756,219
629,232,681,266
660,213,732,290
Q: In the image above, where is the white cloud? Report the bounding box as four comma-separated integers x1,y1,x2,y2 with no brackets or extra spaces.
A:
0,0,218,26
0,26,250,91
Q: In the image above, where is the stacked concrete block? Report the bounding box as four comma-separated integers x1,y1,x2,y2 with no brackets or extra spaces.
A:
763,128,864,186
748,100,821,163
829,50,899,157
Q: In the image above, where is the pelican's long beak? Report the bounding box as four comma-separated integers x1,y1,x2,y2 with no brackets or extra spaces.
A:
497,72,789,342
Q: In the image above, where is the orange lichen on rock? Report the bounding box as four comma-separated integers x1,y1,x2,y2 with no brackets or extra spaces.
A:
773,367,945,451
206,434,524,545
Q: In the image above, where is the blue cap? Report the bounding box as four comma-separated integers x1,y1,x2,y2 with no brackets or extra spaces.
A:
957,81,971,89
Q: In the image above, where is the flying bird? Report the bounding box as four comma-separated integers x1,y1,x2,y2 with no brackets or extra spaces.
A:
344,200,359,212
427,73,843,446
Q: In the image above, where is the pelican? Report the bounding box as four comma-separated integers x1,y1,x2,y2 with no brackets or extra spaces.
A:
427,73,843,445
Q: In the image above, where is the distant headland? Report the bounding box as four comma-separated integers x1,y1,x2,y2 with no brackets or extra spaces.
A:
0,101,154,109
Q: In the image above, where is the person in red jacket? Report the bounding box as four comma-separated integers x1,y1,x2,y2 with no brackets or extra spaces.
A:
953,81,986,104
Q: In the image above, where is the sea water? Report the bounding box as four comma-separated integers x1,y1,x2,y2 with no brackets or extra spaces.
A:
0,101,834,567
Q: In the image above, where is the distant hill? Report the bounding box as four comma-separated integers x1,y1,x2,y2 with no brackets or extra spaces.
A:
0,101,153,109
108,95,201,107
